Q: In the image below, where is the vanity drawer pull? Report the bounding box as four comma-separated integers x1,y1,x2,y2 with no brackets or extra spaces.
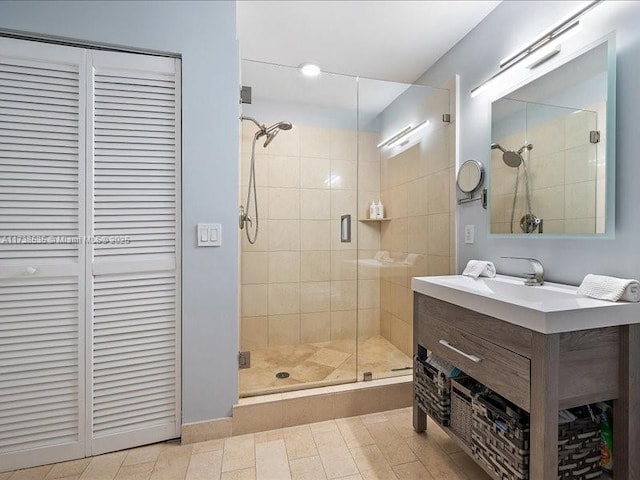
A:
439,339,482,363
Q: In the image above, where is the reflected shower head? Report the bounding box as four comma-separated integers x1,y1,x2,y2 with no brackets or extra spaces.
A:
503,151,523,168
491,142,523,168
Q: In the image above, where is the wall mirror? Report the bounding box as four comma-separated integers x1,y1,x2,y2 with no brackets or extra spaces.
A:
489,36,615,236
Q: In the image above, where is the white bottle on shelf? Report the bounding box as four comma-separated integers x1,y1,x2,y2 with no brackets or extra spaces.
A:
369,200,377,219
376,200,384,219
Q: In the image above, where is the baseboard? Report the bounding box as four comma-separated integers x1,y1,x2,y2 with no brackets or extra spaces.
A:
181,416,232,444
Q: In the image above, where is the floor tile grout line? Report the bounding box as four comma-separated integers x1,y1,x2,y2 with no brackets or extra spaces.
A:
340,424,366,478
182,450,193,480
108,457,126,480
308,423,322,464
252,434,258,478
77,458,91,479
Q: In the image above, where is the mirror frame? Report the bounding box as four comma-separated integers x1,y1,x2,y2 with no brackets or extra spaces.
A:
486,32,616,239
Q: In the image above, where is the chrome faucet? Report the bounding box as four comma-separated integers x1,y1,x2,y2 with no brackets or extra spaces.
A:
502,256,544,286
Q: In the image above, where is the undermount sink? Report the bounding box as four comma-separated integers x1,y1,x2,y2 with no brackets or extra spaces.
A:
412,274,640,333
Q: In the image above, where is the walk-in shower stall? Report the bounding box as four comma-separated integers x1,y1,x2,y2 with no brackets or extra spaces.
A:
238,60,456,397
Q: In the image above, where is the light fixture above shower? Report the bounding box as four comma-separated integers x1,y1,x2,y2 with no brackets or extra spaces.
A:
470,0,601,98
377,120,429,149
299,63,321,77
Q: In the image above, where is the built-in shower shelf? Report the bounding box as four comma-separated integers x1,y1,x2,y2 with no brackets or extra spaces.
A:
359,218,392,222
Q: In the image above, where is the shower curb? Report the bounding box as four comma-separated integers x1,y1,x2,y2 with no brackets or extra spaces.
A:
230,375,412,436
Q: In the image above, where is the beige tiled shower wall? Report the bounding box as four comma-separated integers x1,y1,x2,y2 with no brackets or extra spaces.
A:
240,124,382,351
491,102,605,234
378,119,455,357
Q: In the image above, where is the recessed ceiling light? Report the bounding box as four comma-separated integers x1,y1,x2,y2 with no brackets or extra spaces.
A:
299,63,321,77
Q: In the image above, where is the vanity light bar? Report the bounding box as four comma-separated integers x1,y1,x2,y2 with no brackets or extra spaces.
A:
526,46,562,70
387,120,429,147
471,21,580,98
377,125,412,148
499,19,581,71
377,121,429,149
471,0,602,98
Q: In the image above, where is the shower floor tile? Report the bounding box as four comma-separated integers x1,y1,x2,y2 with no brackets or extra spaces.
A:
239,335,413,397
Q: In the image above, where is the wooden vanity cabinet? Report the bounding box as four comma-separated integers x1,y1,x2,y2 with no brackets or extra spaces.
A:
413,293,639,479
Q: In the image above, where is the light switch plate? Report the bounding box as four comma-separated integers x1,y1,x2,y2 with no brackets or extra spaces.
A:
197,223,222,247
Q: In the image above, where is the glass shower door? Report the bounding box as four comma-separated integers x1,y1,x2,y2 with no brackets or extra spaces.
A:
238,60,359,396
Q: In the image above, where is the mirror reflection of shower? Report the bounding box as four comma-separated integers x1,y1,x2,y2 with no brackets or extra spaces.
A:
239,115,293,244
491,142,541,233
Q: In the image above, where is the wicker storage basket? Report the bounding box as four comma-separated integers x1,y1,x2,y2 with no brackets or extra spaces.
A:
414,355,451,426
450,376,478,446
471,392,530,480
471,392,602,480
557,406,602,480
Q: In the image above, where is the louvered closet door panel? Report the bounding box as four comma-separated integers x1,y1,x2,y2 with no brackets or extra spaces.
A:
0,38,85,472
88,51,181,455
0,51,81,264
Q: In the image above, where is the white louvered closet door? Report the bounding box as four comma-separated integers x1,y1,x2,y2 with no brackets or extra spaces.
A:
0,38,86,470
86,51,181,455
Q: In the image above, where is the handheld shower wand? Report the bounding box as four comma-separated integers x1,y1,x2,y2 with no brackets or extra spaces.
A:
239,116,293,243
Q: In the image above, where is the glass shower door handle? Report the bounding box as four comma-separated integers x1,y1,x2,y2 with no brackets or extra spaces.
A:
341,214,351,243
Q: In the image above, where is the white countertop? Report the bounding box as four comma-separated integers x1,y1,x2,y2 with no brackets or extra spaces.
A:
412,274,640,334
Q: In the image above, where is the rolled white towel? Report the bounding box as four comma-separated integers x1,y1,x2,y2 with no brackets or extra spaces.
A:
462,260,496,279
577,274,640,302
374,250,392,263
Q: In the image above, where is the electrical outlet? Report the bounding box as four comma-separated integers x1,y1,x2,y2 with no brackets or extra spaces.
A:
464,225,475,244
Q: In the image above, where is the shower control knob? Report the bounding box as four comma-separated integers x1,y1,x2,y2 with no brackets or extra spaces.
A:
238,205,251,230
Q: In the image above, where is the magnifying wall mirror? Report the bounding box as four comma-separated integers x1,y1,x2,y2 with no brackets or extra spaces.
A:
457,159,487,208
458,160,484,193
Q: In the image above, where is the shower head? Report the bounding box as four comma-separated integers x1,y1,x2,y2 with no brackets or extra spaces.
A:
503,151,523,168
263,129,279,147
262,121,293,147
491,142,523,168
240,116,293,147
266,121,293,133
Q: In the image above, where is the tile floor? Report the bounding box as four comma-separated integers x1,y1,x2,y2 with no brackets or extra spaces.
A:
2,407,492,480
240,336,413,397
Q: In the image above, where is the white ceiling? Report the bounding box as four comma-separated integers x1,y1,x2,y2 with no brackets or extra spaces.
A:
237,0,501,84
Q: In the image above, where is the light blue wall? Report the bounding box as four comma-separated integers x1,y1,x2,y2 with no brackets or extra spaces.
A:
415,0,640,285
0,0,240,422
